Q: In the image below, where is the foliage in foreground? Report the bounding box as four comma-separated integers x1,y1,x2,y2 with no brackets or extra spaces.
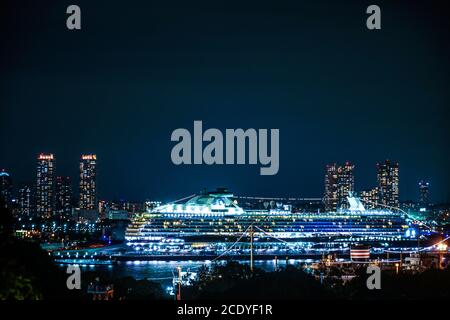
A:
183,261,450,300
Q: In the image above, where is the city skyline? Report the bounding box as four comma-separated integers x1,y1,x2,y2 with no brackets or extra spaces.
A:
1,143,447,203
0,153,439,205
1,0,450,202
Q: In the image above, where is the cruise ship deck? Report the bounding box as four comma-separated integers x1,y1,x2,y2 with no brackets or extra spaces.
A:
125,189,417,255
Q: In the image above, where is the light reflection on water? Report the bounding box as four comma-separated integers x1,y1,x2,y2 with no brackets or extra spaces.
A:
70,259,308,287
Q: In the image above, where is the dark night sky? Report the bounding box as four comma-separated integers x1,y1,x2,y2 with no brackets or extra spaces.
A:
1,0,449,202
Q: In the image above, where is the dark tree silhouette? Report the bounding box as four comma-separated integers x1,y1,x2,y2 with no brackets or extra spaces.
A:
185,261,334,299
0,203,82,300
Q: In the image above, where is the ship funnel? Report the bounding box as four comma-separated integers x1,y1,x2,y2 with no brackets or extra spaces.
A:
347,192,366,211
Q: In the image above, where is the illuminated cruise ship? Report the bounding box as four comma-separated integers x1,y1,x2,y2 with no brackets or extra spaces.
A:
125,189,416,254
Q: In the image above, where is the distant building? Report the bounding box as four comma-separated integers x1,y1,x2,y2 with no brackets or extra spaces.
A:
36,153,55,219
120,201,143,213
0,169,12,208
100,200,144,214
55,176,72,220
18,183,33,218
106,209,129,220
360,187,378,209
400,200,415,209
144,200,162,211
324,162,354,211
377,160,399,208
79,154,97,210
98,200,107,219
418,180,430,206
75,208,99,223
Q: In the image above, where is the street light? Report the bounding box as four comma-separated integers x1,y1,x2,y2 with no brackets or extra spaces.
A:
436,242,447,270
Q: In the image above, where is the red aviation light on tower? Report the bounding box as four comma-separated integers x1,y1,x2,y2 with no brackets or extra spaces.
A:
81,154,96,160
38,153,54,160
